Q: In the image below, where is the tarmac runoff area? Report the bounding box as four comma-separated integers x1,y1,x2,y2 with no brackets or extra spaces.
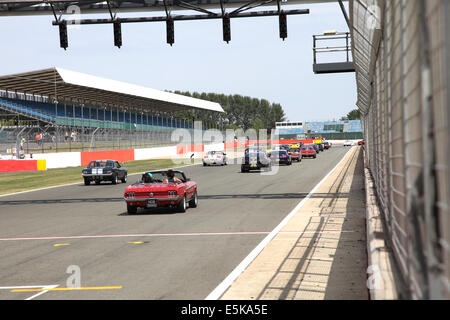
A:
217,146,369,300
0,146,366,300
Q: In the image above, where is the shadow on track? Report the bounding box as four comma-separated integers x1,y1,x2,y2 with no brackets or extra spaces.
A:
0,193,351,206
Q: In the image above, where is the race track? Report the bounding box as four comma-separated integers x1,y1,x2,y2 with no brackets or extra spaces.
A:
0,146,350,300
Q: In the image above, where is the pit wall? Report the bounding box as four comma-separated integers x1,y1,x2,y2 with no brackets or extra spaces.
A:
0,139,358,172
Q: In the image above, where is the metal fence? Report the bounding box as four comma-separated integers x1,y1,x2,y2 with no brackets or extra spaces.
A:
351,0,450,299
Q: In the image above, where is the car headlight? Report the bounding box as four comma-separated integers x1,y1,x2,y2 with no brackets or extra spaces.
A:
126,192,135,199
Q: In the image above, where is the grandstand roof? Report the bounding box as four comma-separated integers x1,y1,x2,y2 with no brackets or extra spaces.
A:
0,67,224,113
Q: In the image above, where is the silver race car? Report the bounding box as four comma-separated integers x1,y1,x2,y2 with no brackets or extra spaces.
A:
203,151,228,166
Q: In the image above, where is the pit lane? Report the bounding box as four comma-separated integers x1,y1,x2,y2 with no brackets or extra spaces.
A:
0,147,350,300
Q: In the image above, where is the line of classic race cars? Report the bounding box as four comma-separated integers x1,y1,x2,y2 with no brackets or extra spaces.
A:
81,140,335,214
240,141,331,173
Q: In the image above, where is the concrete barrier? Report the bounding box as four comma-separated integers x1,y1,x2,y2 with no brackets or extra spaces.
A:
80,149,134,166
0,159,46,172
204,143,225,152
32,152,81,169
134,146,177,160
2,139,357,172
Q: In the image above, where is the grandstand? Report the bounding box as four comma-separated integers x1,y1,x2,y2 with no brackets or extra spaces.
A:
0,68,224,155
276,120,363,140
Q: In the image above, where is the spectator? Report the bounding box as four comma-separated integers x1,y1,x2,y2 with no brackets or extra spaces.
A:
35,133,41,146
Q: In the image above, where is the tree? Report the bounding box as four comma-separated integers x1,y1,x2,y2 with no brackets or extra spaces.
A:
169,91,287,131
346,109,361,120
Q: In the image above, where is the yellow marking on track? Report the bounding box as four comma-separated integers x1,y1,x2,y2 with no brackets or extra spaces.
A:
53,243,70,247
128,241,143,244
11,286,122,292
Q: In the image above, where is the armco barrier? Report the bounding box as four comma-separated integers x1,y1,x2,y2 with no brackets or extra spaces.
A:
0,159,46,172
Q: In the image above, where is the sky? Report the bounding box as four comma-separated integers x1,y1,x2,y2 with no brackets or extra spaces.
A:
0,2,356,122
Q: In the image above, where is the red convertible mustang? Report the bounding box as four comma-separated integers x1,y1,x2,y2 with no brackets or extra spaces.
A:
123,170,198,214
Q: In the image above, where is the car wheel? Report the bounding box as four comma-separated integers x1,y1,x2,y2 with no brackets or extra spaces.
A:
177,195,187,213
127,204,137,215
112,174,118,185
121,174,127,183
84,178,90,186
189,190,198,208
203,162,207,167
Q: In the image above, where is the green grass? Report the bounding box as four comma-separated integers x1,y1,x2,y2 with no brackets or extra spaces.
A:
0,158,193,195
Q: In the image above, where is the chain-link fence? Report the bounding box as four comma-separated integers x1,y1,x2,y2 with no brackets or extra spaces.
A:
352,0,450,299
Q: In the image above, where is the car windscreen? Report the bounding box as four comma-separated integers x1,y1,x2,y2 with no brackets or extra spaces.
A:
88,161,108,168
146,172,185,183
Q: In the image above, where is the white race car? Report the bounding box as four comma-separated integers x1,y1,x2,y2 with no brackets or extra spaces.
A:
203,151,228,166
343,140,354,147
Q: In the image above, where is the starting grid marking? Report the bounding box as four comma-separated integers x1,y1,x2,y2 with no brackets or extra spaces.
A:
0,285,122,300
0,230,354,242
0,285,60,300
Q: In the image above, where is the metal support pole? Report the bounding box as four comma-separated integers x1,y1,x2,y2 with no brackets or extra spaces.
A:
338,0,350,29
346,32,350,62
16,127,26,159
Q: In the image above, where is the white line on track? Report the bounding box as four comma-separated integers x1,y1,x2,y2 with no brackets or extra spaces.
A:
25,285,59,300
0,230,355,242
0,285,60,300
0,231,270,241
0,285,57,289
0,163,199,198
204,147,354,300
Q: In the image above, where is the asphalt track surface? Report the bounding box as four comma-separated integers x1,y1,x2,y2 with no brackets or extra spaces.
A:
0,146,349,300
